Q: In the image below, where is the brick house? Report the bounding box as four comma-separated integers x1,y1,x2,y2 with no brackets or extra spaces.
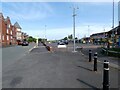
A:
4,16,13,45
0,13,7,47
14,22,22,44
0,13,17,46
11,25,17,45
21,32,28,40
0,13,28,47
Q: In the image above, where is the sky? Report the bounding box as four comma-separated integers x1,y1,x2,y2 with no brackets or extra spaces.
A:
1,1,119,40
118,1,120,22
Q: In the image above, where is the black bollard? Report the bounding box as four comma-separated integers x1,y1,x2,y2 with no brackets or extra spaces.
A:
103,60,109,90
94,52,97,71
89,50,92,62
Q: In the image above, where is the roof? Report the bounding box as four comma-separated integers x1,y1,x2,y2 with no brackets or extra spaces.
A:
90,32,107,37
14,22,22,29
0,13,3,17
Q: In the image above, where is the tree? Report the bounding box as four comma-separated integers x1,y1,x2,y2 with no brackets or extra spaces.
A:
75,37,78,40
63,37,68,40
68,34,73,40
27,36,36,42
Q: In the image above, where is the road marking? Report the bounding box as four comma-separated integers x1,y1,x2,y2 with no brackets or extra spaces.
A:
29,46,36,51
30,51,49,55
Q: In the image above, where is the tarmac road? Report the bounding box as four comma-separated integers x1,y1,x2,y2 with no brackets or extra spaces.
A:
2,43,36,70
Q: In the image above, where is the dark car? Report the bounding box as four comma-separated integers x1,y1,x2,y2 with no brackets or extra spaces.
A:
57,41,65,45
22,41,29,46
64,40,68,45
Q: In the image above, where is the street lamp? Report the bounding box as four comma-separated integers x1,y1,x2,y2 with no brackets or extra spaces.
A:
45,25,47,42
72,6,79,52
45,25,47,39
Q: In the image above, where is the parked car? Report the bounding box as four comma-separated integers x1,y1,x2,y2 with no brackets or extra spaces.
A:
58,40,68,45
22,41,29,46
57,41,67,48
17,40,22,45
64,40,68,45
58,41,65,45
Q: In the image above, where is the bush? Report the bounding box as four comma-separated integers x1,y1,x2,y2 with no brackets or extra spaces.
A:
101,47,120,58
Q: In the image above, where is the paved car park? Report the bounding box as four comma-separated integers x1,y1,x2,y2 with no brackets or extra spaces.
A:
2,43,119,89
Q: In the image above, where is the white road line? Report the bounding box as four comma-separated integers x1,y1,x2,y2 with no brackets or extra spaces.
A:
28,45,36,52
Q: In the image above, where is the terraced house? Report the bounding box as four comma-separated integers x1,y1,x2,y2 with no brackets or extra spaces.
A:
0,13,28,47
0,13,7,47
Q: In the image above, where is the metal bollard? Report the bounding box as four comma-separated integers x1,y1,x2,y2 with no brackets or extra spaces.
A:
103,60,109,90
94,52,97,71
89,50,92,62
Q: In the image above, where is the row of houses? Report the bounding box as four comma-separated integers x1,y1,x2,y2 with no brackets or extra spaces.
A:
0,13,29,47
81,25,120,47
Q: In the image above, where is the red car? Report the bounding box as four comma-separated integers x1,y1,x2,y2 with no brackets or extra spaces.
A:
17,40,22,45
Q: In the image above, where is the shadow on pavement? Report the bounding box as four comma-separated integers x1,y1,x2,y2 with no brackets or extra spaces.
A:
77,65,93,72
76,79,100,90
10,76,23,88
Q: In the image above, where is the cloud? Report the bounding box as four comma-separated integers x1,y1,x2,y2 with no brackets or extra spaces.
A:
24,22,115,40
2,2,54,21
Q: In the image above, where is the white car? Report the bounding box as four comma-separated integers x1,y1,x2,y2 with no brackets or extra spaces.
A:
57,42,67,48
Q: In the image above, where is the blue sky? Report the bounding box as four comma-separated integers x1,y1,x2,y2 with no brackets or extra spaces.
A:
1,2,119,40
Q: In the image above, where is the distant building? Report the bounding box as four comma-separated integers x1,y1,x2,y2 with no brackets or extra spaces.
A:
90,32,107,45
81,37,90,44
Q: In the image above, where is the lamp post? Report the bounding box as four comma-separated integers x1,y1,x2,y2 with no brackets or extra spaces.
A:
45,25,47,42
72,7,79,52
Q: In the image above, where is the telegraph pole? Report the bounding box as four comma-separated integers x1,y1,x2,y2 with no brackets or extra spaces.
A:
72,7,79,52
112,0,114,48
112,0,114,29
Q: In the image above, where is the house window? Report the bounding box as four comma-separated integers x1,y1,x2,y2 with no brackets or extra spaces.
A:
7,24,10,29
11,36,12,39
7,35,9,40
7,29,9,34
2,35,4,40
11,31,12,35
0,34,1,40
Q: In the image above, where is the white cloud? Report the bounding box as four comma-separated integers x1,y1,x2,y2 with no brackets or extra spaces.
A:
2,2,54,21
24,22,115,40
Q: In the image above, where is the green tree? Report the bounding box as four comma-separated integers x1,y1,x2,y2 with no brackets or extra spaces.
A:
75,37,78,40
63,37,68,40
27,36,36,42
68,34,73,40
